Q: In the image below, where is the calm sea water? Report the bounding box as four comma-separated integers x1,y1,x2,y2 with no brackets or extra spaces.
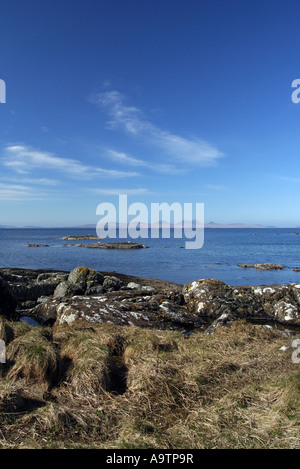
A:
0,228,300,286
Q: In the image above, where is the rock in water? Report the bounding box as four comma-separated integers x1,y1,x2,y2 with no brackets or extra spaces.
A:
237,263,284,270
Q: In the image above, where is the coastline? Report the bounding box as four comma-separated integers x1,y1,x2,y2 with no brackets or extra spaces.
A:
0,266,300,449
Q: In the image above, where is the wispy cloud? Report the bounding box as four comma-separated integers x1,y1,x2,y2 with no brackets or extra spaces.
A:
107,149,186,175
2,145,139,179
95,166,138,178
92,90,223,166
91,187,148,196
0,176,59,186
276,175,300,183
0,182,45,200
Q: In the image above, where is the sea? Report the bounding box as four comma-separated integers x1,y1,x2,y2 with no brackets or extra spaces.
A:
0,227,300,286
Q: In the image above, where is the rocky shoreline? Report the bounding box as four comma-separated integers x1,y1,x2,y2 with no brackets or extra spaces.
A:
1,266,300,333
1,266,300,449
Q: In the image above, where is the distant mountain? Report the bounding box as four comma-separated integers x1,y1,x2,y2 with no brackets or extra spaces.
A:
82,221,278,229
2,222,298,229
204,222,273,228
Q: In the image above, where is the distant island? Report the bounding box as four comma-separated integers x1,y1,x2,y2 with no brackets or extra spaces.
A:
1,222,299,229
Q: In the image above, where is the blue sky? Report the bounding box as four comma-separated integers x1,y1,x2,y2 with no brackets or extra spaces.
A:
1,0,300,226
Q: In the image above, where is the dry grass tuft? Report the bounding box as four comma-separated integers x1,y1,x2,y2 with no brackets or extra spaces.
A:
0,319,299,449
5,327,59,390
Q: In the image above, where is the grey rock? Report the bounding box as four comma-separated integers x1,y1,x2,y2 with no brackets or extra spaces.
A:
183,279,300,326
67,241,149,249
237,263,284,270
127,282,142,290
68,266,104,288
103,276,125,292
53,281,84,299
141,286,156,292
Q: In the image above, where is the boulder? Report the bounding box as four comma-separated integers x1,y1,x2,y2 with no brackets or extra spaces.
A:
127,282,142,290
103,276,124,292
68,266,104,290
30,299,60,325
53,281,84,299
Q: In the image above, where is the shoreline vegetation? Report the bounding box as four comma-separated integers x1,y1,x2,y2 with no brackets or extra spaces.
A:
0,266,300,448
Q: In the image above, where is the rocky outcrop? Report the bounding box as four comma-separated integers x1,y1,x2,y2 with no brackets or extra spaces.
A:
66,241,149,249
2,267,300,332
53,267,105,298
2,270,68,303
238,263,284,270
60,234,100,240
31,288,204,329
183,279,300,326
26,244,50,247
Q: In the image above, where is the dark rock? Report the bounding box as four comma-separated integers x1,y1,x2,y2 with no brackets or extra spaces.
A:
37,272,68,283
103,276,124,292
66,241,149,249
53,289,204,330
237,263,284,270
237,264,254,269
2,270,67,303
60,234,100,240
183,279,300,326
26,244,50,247
85,284,104,295
30,299,60,325
0,276,17,320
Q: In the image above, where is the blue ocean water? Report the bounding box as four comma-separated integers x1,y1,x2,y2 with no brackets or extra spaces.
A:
0,228,300,286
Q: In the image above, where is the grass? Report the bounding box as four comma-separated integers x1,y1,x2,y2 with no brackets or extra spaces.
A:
0,318,299,448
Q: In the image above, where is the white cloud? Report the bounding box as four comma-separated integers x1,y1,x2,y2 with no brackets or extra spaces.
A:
95,166,138,178
3,145,139,179
205,183,228,191
92,90,223,166
107,149,185,175
91,188,148,195
0,176,59,186
0,182,45,200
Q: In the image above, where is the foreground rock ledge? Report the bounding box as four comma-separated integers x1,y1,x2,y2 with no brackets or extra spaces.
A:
1,267,300,331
